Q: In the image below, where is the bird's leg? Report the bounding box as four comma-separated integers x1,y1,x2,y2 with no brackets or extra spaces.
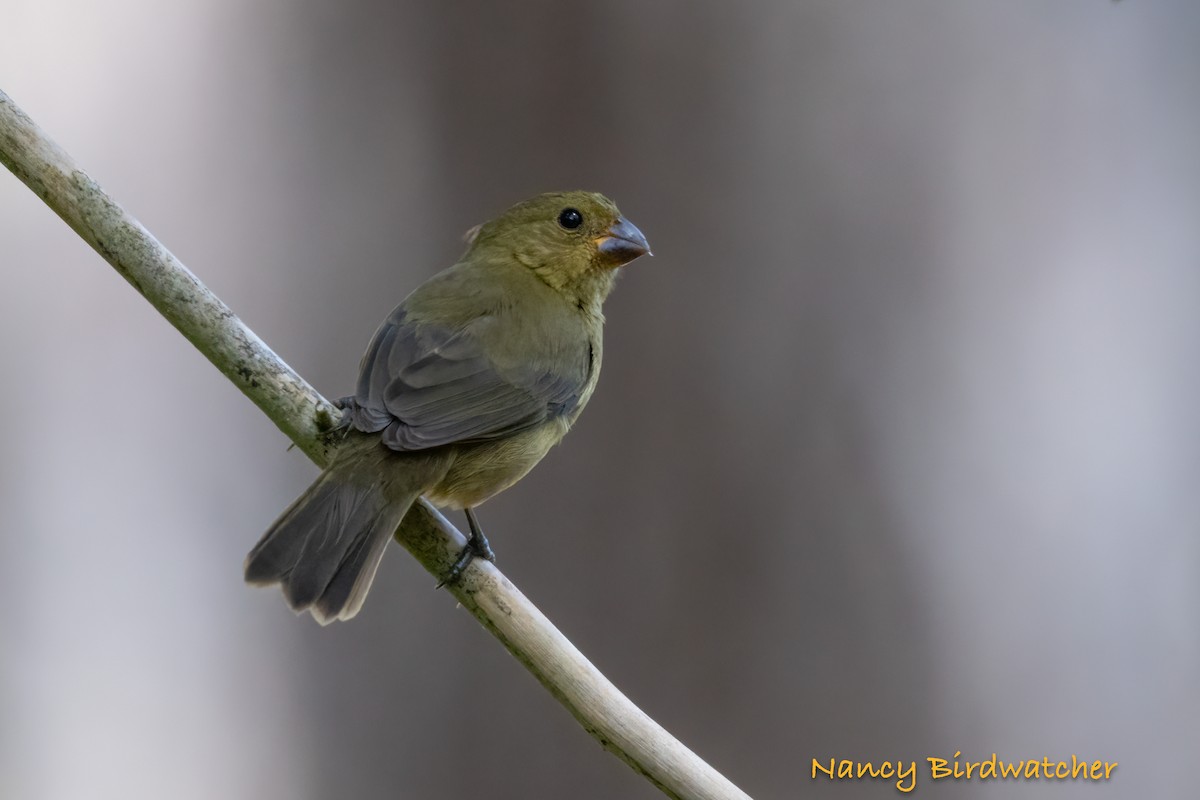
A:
464,508,496,563
437,507,496,588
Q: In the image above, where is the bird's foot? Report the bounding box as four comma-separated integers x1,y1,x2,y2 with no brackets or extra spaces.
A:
330,397,359,439
436,534,495,589
436,509,496,589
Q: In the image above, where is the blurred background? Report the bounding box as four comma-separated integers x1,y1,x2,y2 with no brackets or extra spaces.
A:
2,1,1198,798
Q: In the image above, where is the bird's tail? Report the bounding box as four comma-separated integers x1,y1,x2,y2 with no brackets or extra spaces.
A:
244,438,429,625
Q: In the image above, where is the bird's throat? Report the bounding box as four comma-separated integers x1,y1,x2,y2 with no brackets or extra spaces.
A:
523,256,616,317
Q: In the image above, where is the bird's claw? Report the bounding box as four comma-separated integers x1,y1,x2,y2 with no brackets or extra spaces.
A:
436,533,496,589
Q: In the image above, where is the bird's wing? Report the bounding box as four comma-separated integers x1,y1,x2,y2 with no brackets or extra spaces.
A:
341,307,587,451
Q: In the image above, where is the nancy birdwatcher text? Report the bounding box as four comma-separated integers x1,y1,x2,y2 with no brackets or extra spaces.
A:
811,752,1118,793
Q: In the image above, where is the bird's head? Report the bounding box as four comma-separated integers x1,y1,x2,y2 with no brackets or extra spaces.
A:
466,191,650,305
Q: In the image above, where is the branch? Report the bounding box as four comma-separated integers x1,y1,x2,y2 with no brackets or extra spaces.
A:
0,89,752,800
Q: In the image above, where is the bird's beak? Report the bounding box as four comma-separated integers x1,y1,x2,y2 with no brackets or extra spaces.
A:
596,216,651,265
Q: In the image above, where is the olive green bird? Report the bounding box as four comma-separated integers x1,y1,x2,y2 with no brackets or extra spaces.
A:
244,191,650,624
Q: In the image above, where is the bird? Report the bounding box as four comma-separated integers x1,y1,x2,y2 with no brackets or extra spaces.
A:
244,191,650,624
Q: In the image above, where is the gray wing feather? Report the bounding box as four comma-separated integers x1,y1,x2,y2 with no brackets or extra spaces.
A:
343,307,584,451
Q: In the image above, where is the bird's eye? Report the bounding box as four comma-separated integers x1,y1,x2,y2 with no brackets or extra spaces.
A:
558,208,583,229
